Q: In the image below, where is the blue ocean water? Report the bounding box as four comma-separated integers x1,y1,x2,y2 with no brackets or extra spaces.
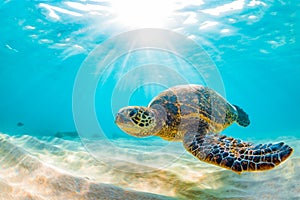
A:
1,0,299,139
0,1,299,199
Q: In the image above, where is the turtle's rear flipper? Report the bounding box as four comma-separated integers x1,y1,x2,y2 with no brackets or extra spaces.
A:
183,132,293,174
233,105,250,127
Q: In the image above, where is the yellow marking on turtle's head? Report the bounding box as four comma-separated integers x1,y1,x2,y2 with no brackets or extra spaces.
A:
115,106,158,137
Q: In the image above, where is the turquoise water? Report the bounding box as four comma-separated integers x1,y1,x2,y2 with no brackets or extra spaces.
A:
0,1,299,199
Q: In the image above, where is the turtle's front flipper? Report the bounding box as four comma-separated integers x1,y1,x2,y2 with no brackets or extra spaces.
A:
183,132,293,173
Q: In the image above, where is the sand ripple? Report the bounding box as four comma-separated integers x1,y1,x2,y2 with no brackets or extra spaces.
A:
0,133,299,200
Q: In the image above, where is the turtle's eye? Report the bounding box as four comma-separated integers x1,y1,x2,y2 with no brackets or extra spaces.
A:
129,109,137,117
144,111,149,116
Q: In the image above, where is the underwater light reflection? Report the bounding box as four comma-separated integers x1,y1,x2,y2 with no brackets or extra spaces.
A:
110,0,177,28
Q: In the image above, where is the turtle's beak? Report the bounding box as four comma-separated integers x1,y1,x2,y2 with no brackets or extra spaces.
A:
115,111,138,136
114,113,123,124
115,112,130,126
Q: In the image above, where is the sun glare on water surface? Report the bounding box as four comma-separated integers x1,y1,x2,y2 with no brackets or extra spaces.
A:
110,0,177,28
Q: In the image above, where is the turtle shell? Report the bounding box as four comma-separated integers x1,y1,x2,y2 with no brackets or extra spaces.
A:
148,85,237,141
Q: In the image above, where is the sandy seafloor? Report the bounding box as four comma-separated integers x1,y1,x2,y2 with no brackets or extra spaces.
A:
0,132,299,200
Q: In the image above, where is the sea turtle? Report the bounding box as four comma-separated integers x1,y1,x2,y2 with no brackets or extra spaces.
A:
115,84,293,173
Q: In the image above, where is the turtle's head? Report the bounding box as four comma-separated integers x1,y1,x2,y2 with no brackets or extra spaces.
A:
115,106,159,137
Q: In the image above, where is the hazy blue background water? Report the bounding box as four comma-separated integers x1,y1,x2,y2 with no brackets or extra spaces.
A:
0,0,299,141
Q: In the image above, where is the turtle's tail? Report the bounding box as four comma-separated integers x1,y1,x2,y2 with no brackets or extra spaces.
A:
233,105,250,127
